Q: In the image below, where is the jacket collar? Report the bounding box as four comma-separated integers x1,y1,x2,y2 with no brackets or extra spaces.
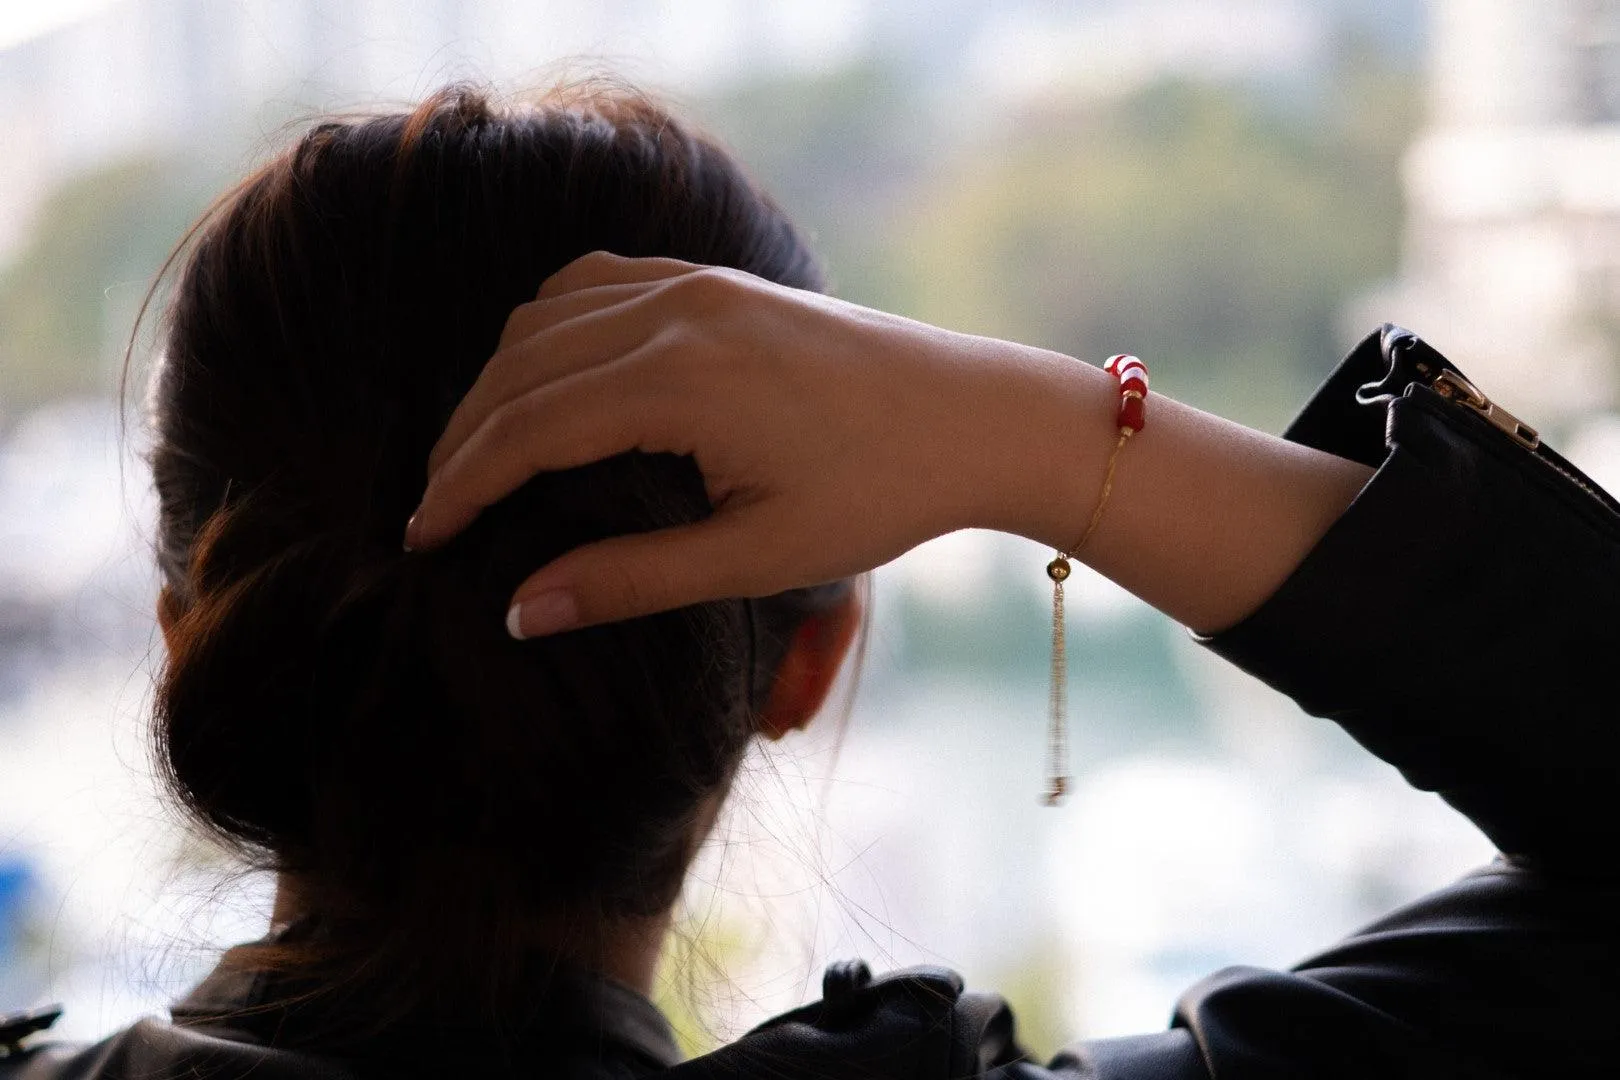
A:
169,926,683,1072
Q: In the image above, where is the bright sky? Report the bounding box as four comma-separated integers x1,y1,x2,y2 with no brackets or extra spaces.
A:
0,0,119,51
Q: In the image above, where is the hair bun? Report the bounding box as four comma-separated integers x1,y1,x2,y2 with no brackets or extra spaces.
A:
157,490,420,853
156,453,757,918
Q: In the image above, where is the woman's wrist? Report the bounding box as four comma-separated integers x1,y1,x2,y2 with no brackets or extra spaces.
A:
952,339,1374,633
953,342,1126,552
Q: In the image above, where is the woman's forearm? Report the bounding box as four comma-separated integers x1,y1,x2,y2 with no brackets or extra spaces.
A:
963,342,1375,635
412,255,1375,636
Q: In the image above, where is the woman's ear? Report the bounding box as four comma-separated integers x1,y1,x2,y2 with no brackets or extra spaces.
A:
755,587,865,741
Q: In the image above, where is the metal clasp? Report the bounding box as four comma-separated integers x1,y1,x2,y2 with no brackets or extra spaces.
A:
1429,369,1541,450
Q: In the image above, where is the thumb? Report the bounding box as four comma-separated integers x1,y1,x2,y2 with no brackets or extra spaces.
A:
504,514,766,638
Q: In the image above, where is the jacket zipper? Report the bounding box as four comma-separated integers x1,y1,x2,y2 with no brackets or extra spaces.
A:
1426,368,1541,449
1417,364,1619,514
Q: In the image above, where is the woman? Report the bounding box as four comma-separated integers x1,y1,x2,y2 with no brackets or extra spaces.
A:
2,78,1615,1079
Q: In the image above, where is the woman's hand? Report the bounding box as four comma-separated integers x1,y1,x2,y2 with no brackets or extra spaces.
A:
406,251,1374,639
407,251,1067,637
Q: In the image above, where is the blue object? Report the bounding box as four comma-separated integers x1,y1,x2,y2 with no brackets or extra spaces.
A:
0,859,36,962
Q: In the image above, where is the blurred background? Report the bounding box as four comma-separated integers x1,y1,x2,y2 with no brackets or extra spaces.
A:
1,0,1616,1058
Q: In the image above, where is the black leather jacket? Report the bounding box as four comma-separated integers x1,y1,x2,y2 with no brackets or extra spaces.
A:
5,325,1618,1079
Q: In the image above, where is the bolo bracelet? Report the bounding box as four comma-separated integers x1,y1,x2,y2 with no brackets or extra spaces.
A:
1043,353,1149,805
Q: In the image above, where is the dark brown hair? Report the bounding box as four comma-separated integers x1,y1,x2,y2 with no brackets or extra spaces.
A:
137,80,865,1028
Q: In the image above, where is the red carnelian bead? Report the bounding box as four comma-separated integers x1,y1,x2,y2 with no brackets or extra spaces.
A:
1119,393,1145,434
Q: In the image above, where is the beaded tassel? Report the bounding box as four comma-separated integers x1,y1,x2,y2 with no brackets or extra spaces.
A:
1044,354,1148,806
1044,557,1071,806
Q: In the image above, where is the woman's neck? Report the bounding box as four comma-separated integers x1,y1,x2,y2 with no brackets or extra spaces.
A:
269,872,672,996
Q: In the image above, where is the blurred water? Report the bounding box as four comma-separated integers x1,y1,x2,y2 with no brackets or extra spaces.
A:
691,657,1494,1046
0,397,1496,1050
0,397,273,1040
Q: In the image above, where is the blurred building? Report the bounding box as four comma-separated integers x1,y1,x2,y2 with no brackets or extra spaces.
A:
0,0,1423,277
1364,0,1620,426
0,0,901,269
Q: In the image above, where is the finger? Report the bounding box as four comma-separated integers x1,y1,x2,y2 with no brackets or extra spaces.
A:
494,280,666,355
429,286,687,477
537,250,701,300
500,258,706,352
409,353,668,550
504,511,772,637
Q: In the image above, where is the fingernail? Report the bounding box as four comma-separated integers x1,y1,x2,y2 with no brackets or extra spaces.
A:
403,509,424,552
507,589,579,639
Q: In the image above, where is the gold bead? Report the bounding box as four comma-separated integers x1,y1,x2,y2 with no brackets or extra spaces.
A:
1046,558,1071,582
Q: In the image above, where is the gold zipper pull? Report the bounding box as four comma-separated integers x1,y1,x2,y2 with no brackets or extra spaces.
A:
1429,369,1541,450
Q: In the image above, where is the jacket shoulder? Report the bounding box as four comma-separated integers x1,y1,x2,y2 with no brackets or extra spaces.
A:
0,1018,353,1080
666,962,1021,1080
679,961,1212,1080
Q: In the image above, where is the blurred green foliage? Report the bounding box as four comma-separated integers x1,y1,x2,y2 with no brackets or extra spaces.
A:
681,59,928,319
891,80,1402,429
654,908,769,1058
987,936,1080,1061
0,156,216,418
702,47,1419,431
0,47,1417,439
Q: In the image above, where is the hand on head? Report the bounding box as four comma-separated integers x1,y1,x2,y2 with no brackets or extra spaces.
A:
408,250,1017,638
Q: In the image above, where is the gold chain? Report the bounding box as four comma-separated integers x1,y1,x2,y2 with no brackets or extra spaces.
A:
1044,426,1134,806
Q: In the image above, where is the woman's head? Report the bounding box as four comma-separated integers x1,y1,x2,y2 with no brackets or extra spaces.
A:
140,80,865,1019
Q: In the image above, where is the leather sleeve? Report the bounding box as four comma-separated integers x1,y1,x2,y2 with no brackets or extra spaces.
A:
1191,326,1620,874
1057,327,1620,1079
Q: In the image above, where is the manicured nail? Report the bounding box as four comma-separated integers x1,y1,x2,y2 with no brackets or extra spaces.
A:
507,589,579,639
402,509,424,552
